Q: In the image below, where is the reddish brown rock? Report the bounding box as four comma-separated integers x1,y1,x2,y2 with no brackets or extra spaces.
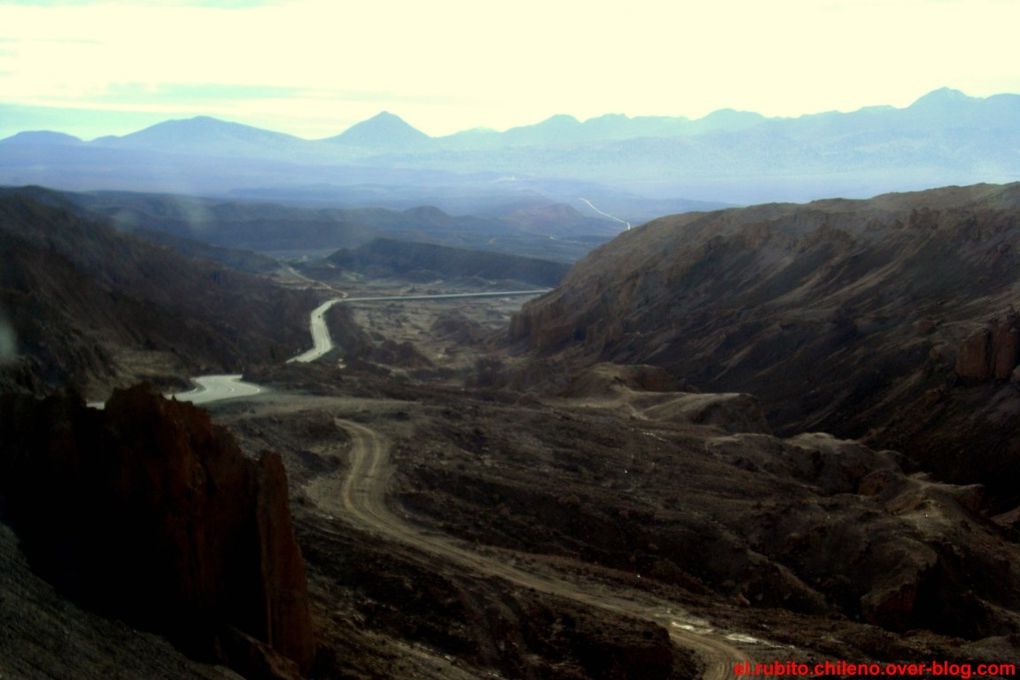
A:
955,312,1020,382
992,326,1019,380
992,507,1020,536
955,328,992,380
253,451,316,671
914,318,937,335
861,577,924,632
0,386,314,678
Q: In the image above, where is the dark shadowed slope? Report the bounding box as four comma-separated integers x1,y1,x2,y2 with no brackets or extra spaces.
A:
56,189,616,261
0,189,316,397
511,182,1020,504
322,238,571,286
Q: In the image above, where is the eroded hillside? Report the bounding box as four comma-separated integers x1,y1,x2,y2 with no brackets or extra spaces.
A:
511,183,1020,504
0,189,317,398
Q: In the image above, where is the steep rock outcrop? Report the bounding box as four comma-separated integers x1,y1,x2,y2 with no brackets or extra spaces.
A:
955,328,993,380
955,310,1020,381
253,451,316,670
0,386,314,678
992,320,1020,380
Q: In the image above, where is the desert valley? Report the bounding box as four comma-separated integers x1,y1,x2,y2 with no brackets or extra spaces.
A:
1,2,1020,676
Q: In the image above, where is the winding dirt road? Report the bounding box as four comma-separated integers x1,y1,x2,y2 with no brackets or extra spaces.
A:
307,417,749,680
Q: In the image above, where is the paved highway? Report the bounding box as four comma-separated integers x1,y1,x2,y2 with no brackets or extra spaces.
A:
90,289,550,406
579,197,631,230
286,297,347,363
170,374,263,404
86,374,262,409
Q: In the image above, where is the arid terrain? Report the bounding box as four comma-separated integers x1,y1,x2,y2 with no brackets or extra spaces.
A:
1,185,1019,678
511,183,1020,507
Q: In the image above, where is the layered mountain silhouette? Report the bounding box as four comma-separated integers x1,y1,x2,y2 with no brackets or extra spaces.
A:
323,110,430,149
93,115,309,159
2,88,1018,210
58,188,615,261
1,130,83,147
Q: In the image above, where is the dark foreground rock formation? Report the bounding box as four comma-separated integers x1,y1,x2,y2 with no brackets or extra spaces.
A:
0,385,314,678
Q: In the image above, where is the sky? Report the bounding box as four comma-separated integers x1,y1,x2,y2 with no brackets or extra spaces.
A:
1,0,1019,140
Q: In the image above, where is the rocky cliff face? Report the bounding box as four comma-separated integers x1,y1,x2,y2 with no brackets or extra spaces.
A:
954,309,1020,381
0,386,314,678
510,182,1020,504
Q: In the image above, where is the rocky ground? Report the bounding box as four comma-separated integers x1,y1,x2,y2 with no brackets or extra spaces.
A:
212,368,1019,678
0,387,314,679
3,290,1019,678
0,519,242,680
509,183,1020,508
329,277,536,380
208,284,1019,677
3,186,1019,677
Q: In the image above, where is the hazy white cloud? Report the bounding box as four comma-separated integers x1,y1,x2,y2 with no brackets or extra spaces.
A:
1,0,1018,137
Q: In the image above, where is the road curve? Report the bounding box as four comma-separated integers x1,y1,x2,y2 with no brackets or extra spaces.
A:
579,198,632,230
172,374,263,404
87,374,263,409
308,418,747,680
342,290,551,303
287,290,550,364
287,297,347,364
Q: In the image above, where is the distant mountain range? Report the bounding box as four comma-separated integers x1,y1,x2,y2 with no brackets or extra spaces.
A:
2,88,1018,212
323,111,430,149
